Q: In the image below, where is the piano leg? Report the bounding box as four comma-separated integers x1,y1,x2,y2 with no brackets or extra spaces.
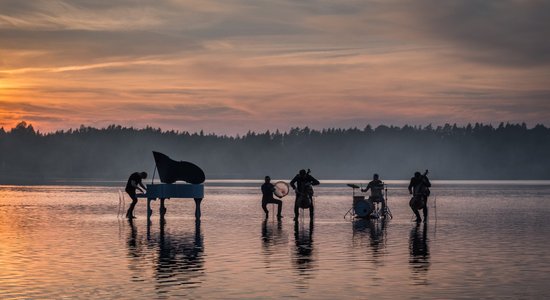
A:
194,198,202,220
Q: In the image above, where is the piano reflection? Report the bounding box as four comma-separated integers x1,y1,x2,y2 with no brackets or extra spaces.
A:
138,151,205,220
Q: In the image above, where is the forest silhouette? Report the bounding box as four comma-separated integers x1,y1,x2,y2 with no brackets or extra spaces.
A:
1,121,548,183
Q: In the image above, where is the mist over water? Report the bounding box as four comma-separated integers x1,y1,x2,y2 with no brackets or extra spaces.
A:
1,122,549,182
1,181,549,299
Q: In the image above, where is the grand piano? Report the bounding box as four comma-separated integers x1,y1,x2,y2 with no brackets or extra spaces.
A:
138,151,205,221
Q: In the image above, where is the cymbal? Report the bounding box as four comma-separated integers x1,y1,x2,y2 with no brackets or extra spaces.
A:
347,184,360,189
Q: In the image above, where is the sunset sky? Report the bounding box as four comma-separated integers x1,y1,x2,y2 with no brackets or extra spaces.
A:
1,0,548,134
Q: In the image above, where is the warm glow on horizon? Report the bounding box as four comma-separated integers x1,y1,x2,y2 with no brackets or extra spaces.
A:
0,1,548,134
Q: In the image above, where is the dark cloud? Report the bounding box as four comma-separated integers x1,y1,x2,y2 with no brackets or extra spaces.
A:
0,29,200,65
125,102,251,118
0,100,75,115
408,0,550,66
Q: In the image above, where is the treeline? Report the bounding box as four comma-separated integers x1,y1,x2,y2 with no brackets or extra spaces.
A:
0,121,549,182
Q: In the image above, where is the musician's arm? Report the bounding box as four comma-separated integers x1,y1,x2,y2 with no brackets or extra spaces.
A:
309,175,320,186
408,179,414,194
290,176,297,190
138,181,147,193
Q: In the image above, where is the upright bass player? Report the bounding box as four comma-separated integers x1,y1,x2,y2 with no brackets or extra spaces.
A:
408,170,431,223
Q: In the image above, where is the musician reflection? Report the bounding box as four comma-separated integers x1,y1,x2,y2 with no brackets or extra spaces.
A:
262,219,283,248
261,219,286,264
352,218,388,260
126,219,148,282
292,220,316,280
409,222,430,282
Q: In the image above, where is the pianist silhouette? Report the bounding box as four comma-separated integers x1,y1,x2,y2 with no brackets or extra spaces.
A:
125,171,147,219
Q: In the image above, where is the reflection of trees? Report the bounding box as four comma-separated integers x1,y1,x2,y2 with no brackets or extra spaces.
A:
409,222,430,284
292,220,316,285
352,218,388,261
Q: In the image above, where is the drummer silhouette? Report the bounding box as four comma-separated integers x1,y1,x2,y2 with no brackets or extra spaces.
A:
361,173,387,217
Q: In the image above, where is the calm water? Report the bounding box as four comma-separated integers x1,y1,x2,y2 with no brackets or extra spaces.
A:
1,181,549,299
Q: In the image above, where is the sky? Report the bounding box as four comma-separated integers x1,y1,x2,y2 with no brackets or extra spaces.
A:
0,0,549,134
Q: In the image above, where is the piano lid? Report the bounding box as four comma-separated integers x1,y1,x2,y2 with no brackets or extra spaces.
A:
153,151,205,184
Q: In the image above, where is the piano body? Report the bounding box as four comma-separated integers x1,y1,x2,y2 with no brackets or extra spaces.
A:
138,151,205,220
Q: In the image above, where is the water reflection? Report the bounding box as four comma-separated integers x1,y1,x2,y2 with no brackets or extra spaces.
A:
352,218,388,262
154,218,204,291
126,219,149,283
261,219,285,253
409,222,430,285
126,218,205,295
292,220,316,288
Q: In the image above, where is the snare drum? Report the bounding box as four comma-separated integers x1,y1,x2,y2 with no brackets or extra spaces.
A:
354,198,374,218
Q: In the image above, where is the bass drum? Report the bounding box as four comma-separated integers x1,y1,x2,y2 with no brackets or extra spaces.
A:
354,199,374,218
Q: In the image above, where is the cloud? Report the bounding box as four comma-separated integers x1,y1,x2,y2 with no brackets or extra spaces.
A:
0,0,549,134
400,0,550,66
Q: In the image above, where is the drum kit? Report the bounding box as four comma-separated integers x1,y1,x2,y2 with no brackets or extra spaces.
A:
344,183,392,219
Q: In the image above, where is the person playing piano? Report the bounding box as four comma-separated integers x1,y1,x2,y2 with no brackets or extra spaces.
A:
261,176,283,219
125,171,147,219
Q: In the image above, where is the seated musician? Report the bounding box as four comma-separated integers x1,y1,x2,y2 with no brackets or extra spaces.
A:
362,173,387,216
261,176,283,219
125,171,147,219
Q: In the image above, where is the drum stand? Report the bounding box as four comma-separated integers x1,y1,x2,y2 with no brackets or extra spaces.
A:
344,184,359,219
383,185,393,219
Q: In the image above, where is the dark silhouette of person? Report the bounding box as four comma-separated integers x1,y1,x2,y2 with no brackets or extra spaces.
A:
408,171,431,223
125,171,147,219
261,176,283,219
290,169,320,221
361,173,387,217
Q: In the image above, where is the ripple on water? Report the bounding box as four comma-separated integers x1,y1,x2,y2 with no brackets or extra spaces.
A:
0,184,550,298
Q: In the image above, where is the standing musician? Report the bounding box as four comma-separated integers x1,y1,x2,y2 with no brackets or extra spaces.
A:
261,176,283,219
408,170,431,223
290,169,320,221
361,173,387,217
125,171,147,219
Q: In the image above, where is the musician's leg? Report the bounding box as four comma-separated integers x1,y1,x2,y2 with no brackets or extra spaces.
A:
262,200,269,218
309,199,314,219
274,199,283,218
411,202,421,222
126,192,138,218
423,197,428,222
294,196,299,221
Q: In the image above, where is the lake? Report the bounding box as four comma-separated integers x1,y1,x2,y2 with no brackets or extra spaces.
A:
1,180,549,299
